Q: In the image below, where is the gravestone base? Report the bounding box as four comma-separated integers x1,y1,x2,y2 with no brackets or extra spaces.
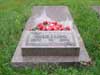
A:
11,25,91,67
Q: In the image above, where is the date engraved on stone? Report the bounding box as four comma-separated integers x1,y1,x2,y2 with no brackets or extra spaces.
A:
26,31,75,47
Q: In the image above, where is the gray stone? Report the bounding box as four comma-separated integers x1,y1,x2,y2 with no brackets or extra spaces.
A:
11,6,91,67
21,31,80,56
25,6,73,30
92,6,100,15
11,25,91,67
21,6,80,56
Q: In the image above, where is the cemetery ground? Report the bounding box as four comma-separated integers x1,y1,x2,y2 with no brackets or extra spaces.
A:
0,0,100,75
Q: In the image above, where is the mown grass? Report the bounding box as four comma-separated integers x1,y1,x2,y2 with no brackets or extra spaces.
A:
0,0,100,75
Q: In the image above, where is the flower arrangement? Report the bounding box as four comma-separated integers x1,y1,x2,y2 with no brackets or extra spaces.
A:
29,21,71,31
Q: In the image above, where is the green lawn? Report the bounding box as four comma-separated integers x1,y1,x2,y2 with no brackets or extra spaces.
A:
0,0,100,75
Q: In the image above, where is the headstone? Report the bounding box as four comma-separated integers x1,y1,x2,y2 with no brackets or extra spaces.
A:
21,6,80,56
21,31,80,56
11,6,91,67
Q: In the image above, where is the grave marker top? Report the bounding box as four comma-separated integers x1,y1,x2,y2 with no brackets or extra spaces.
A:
26,6,73,30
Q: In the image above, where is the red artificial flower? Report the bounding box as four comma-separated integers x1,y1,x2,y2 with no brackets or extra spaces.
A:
51,21,58,25
37,23,45,30
65,25,71,31
43,21,49,25
36,21,68,31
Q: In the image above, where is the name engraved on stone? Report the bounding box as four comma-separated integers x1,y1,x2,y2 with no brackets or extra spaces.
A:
26,31,76,47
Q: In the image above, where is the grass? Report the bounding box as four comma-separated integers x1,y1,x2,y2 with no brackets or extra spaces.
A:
0,0,100,75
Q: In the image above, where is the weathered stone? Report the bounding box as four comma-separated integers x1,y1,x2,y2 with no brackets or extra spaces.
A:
21,31,80,56
25,6,73,30
11,6,91,67
11,25,91,67
21,6,80,56
92,6,100,15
